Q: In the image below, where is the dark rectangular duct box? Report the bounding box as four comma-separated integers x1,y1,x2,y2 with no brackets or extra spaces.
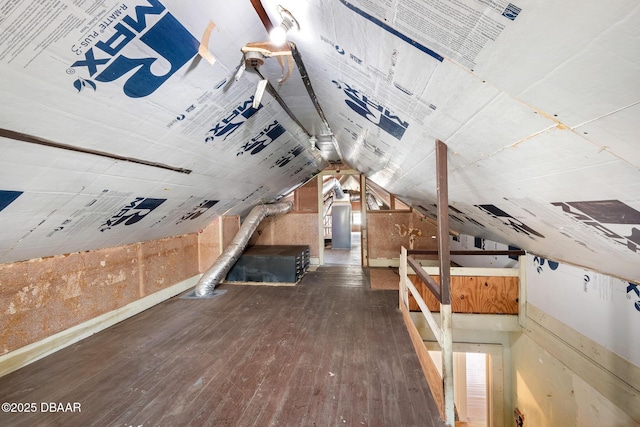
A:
227,245,310,283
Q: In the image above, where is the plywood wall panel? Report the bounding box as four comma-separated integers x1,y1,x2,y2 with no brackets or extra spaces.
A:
0,228,224,355
295,179,319,213
408,274,518,314
198,219,222,273
222,216,241,250
368,211,438,260
251,213,319,257
0,245,140,355
408,275,440,312
197,216,240,272
139,235,199,296
77,246,141,312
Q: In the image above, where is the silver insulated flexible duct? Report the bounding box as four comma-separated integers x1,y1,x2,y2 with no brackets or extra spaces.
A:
193,201,293,297
366,192,380,210
322,177,344,198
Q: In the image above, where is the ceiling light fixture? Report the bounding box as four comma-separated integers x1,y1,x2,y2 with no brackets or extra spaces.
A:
269,5,299,46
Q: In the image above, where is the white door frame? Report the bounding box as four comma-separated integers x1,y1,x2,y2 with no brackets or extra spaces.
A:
426,342,504,427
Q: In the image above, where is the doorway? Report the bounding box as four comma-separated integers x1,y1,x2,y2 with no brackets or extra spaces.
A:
323,231,361,265
426,343,504,427
455,352,488,427
318,170,362,266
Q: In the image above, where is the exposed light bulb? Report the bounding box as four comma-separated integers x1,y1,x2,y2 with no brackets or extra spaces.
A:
269,6,299,46
269,25,287,46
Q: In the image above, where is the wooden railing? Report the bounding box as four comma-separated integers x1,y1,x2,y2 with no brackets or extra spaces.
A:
399,246,524,426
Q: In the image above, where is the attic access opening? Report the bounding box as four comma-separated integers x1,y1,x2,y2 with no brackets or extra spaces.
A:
426,345,503,427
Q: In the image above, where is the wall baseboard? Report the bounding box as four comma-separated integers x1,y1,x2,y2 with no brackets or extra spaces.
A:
368,258,400,267
0,274,201,378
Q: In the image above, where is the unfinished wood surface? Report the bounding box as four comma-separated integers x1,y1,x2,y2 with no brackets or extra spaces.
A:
367,211,438,260
294,178,318,212
0,266,445,427
408,275,519,314
401,299,446,421
369,267,400,290
0,234,201,356
250,212,320,257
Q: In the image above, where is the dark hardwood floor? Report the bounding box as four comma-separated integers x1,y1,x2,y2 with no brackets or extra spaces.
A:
324,232,362,266
0,266,445,427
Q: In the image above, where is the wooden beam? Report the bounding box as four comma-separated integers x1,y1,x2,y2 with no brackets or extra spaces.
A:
421,266,520,277
0,128,192,174
408,249,525,257
435,140,451,305
400,246,408,310
435,139,455,426
319,168,359,176
317,174,324,265
407,256,442,302
249,0,274,32
360,174,368,267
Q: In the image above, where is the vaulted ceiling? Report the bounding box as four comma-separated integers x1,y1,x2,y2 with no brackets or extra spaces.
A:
1,0,638,284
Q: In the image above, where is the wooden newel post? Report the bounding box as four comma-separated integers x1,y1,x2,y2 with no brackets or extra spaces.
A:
436,139,455,426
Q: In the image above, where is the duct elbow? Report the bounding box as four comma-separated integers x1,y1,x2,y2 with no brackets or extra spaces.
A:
192,201,293,297
194,278,213,297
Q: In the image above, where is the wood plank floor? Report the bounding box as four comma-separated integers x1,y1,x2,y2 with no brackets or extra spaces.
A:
0,266,446,427
324,232,362,265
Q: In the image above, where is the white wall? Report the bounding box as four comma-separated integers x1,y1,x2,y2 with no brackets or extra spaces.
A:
511,333,639,427
512,253,640,426
448,234,640,425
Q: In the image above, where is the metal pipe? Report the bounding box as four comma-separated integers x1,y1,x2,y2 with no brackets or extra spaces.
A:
193,201,293,297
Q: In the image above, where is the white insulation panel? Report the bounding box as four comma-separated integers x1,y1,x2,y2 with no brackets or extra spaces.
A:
263,0,640,284
0,0,327,263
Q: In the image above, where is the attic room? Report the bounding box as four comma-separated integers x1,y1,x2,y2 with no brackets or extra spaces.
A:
0,1,638,426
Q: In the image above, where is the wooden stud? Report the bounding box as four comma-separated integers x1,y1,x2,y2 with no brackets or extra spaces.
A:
408,249,525,257
317,173,324,265
435,139,451,304
360,174,369,267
